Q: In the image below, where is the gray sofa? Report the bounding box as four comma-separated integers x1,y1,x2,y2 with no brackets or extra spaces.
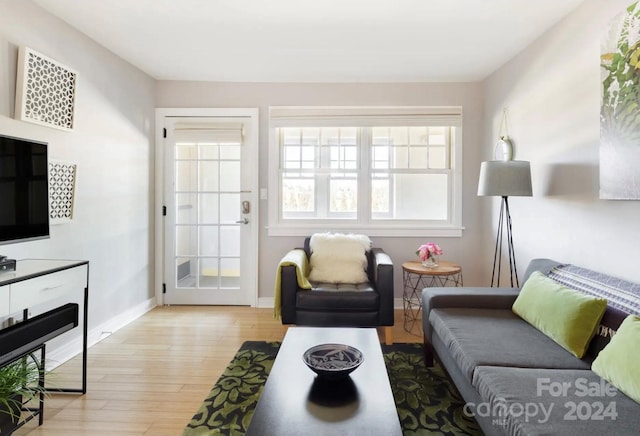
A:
422,258,640,435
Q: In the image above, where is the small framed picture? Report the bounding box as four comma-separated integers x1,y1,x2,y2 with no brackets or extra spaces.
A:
49,161,77,224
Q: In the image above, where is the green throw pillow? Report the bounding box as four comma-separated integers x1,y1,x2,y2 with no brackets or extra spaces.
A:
592,315,640,405
512,271,607,358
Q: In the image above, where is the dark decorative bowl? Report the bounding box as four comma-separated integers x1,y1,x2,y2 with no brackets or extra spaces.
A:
303,344,364,379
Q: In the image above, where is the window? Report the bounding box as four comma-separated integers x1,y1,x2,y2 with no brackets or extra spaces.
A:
281,127,358,219
268,107,463,237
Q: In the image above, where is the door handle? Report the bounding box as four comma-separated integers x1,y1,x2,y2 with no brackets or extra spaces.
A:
235,218,249,224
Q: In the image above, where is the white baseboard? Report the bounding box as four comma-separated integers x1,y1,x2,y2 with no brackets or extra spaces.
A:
47,297,157,370
257,297,274,308
257,297,406,310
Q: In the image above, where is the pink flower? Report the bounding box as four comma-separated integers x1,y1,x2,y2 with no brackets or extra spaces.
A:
416,243,443,261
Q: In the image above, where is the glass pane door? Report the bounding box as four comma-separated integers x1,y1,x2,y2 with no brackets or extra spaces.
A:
164,117,255,305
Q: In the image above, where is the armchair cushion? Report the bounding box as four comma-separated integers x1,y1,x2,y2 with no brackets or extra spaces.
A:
308,233,371,284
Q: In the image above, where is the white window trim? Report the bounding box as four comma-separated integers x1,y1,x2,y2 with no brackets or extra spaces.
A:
267,106,464,237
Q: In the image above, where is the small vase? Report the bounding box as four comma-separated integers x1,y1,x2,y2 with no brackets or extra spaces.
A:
422,256,438,268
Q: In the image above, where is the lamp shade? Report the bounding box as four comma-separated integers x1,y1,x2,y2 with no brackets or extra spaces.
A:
478,160,532,197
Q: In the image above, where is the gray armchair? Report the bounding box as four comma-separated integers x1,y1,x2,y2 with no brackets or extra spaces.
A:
279,236,395,344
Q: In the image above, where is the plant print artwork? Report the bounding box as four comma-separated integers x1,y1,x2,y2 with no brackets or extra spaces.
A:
600,2,640,199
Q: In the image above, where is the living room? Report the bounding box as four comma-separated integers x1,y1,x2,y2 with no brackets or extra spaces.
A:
0,0,639,434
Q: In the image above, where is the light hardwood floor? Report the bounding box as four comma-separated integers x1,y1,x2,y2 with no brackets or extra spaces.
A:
16,307,421,436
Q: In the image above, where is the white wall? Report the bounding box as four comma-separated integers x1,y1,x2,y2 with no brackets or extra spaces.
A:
0,1,156,358
483,0,640,284
2,0,629,346
157,82,488,300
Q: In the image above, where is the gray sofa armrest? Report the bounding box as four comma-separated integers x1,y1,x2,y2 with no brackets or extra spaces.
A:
422,287,521,314
421,257,562,317
522,258,562,282
371,248,394,326
422,287,520,337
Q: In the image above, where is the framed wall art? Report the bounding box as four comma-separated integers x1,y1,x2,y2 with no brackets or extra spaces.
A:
49,160,77,224
15,46,78,131
600,2,640,199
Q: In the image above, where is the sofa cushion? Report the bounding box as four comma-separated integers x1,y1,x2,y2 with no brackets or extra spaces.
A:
471,366,640,436
513,271,607,358
592,315,640,405
548,264,640,358
429,308,590,381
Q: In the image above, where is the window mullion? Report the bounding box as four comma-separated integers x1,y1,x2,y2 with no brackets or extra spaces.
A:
446,126,452,169
317,134,328,218
359,128,371,224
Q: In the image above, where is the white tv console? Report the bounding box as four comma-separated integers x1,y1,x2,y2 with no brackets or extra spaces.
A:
0,259,89,430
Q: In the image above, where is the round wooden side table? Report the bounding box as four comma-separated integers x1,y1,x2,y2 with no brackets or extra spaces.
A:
401,260,463,336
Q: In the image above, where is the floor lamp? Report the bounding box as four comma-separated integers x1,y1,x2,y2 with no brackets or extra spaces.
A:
478,160,532,287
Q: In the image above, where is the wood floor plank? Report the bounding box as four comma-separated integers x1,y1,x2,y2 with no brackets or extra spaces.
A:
16,307,421,436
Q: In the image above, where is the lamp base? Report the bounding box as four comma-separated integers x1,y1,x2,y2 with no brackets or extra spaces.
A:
490,196,519,288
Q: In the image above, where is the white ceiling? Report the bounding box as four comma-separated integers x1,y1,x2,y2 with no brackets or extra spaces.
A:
34,0,585,83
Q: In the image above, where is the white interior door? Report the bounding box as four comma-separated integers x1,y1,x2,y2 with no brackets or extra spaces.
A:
162,113,257,305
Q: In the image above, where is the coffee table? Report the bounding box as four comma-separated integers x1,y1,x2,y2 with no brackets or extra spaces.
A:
245,327,402,436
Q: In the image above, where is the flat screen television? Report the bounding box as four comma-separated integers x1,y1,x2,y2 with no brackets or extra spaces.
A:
0,134,49,246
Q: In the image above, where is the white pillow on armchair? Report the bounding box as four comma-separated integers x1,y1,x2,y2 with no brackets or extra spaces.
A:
308,233,371,284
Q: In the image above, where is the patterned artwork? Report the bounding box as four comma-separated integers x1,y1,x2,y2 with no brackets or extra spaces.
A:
600,2,640,199
49,161,77,223
15,46,77,131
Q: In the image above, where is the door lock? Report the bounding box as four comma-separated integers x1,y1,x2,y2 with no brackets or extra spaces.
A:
242,201,250,214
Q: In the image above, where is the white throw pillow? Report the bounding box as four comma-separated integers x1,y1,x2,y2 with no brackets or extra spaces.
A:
308,233,371,284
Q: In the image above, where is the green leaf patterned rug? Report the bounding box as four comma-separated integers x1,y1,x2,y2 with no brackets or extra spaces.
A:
183,341,481,436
